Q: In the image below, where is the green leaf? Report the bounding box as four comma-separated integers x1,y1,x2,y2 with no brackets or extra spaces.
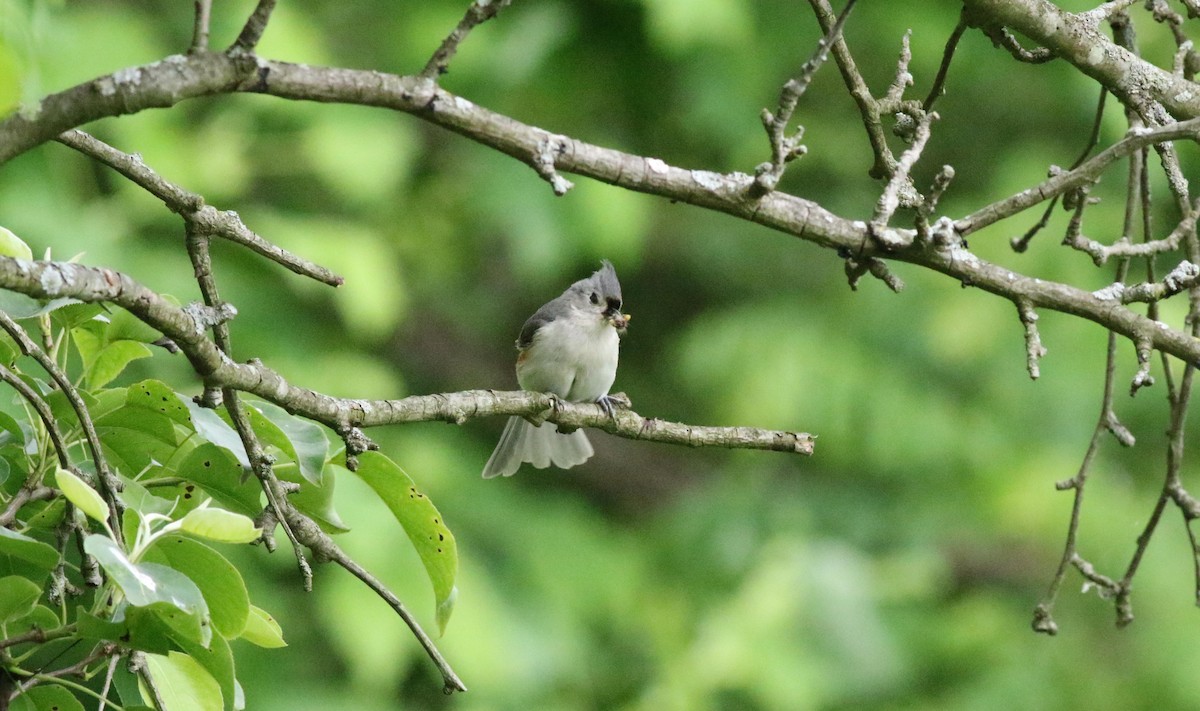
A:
106,306,163,344
248,401,328,485
7,604,61,636
22,685,85,711
50,302,107,330
55,467,110,526
0,575,40,623
73,325,104,376
83,535,211,646
142,652,223,711
0,334,15,367
239,605,286,648
46,388,100,435
0,409,24,448
119,475,176,517
184,401,249,468
352,451,458,634
128,609,235,709
0,226,32,260
0,290,43,319
178,507,260,545
87,340,153,389
286,462,349,534
176,443,261,517
127,380,192,427
145,535,250,639
0,293,83,320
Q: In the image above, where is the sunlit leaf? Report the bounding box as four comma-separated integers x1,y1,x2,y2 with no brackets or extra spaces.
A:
83,535,211,646
178,507,261,545
239,605,286,648
55,467,110,526
142,652,223,711
0,225,32,260
352,451,458,634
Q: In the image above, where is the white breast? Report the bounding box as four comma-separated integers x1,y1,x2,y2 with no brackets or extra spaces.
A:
517,308,619,403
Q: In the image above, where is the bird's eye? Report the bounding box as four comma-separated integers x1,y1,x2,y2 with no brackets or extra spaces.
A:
589,292,599,305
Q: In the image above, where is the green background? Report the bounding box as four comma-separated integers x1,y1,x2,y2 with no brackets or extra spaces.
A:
3,0,1199,708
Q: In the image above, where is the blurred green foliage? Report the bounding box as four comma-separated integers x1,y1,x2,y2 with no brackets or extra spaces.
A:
4,0,1200,708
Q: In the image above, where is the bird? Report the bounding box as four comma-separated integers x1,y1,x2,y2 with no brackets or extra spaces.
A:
482,260,629,478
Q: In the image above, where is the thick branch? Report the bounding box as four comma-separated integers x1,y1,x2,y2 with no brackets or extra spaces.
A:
7,57,1200,370
962,0,1200,119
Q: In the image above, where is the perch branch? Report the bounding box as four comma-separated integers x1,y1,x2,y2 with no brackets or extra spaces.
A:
0,259,816,454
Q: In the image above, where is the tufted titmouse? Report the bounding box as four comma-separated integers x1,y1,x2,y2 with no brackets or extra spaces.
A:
482,261,629,478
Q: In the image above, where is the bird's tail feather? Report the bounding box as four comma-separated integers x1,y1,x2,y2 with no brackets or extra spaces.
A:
482,417,594,478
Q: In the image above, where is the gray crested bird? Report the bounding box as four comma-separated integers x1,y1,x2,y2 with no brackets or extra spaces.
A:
482,261,629,478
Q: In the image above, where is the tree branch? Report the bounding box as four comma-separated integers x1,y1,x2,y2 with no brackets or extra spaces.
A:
963,0,1200,118
0,259,816,454
5,54,1200,372
422,0,513,79
55,130,343,287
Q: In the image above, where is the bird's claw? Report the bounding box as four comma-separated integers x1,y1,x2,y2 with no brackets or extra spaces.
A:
596,392,630,418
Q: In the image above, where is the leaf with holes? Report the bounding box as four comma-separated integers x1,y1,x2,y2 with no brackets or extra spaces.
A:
352,451,458,634
177,443,260,517
126,380,193,427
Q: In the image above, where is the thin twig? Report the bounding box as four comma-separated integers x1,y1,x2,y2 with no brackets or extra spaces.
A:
923,12,967,111
1011,88,1108,252
752,0,858,195
807,0,896,179
309,534,467,693
0,312,122,532
230,0,278,53
979,25,1054,63
421,0,514,79
184,225,313,587
957,117,1200,237
190,0,213,53
0,364,72,472
55,131,343,287
871,111,937,241
1015,298,1047,379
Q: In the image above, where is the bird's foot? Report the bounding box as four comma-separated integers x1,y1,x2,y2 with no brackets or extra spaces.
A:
597,392,631,418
